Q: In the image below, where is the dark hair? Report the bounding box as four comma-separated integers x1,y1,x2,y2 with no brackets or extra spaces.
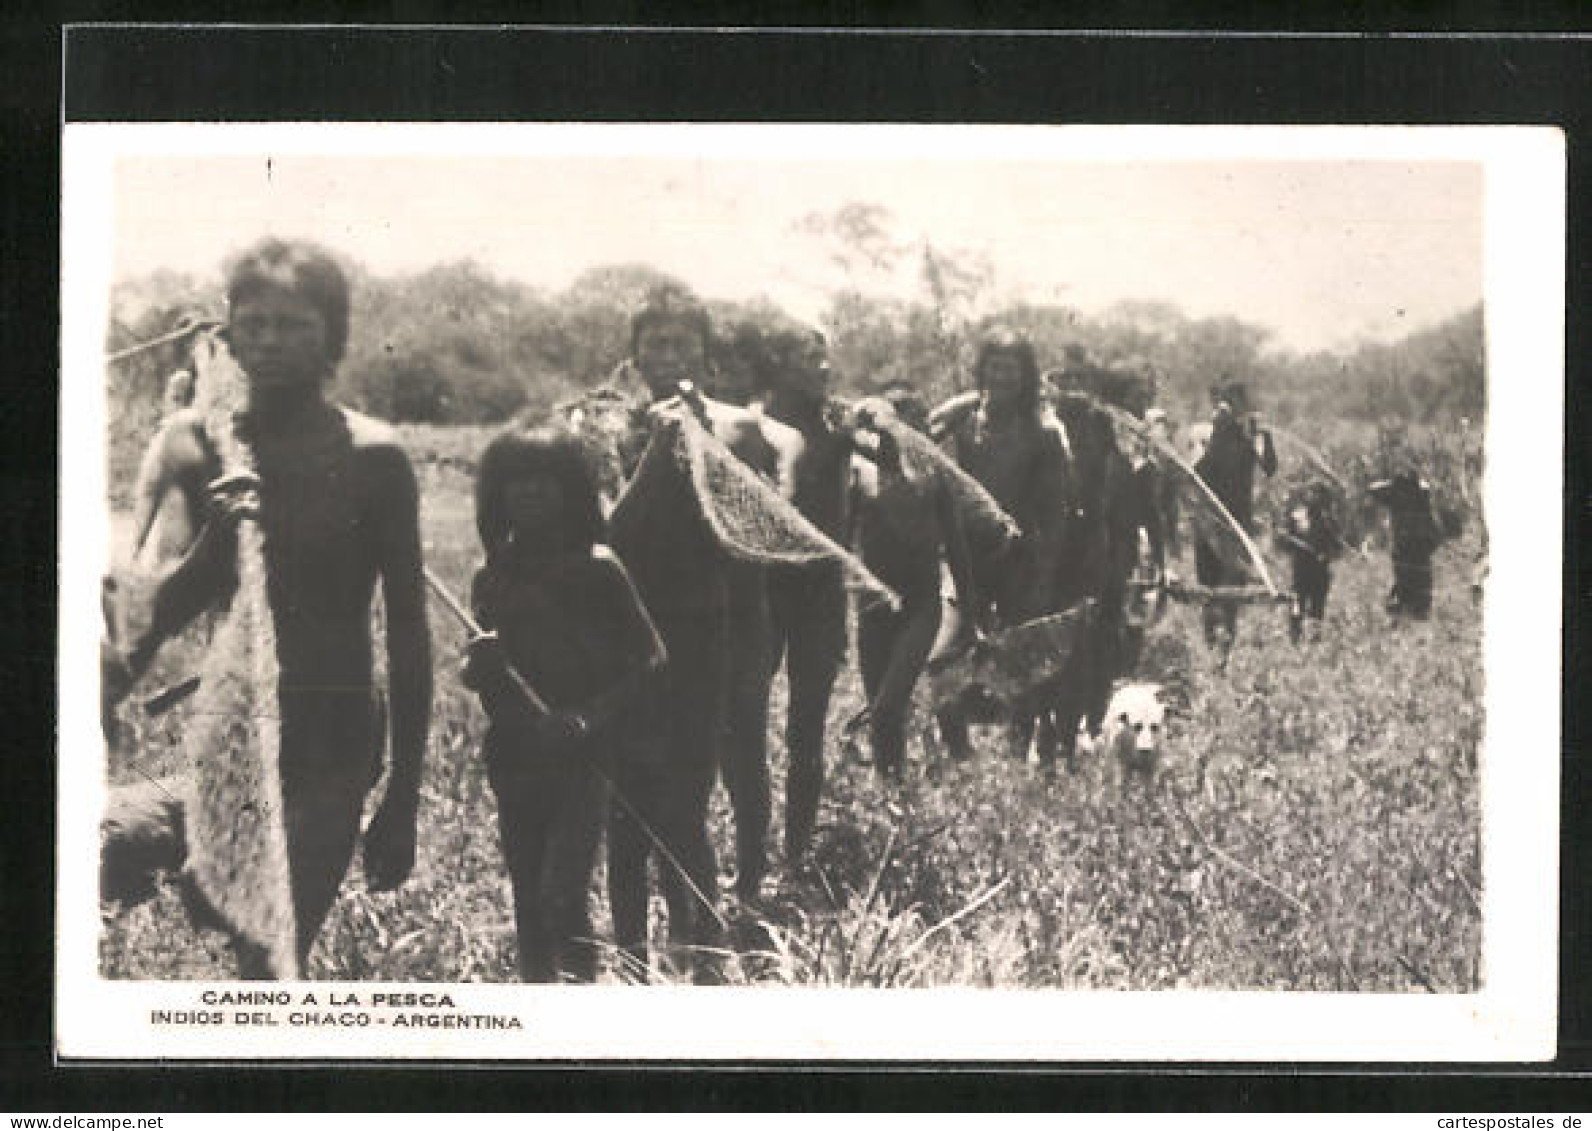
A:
1209,380,1251,416
224,239,351,363
973,327,1041,413
475,427,606,560
629,283,713,361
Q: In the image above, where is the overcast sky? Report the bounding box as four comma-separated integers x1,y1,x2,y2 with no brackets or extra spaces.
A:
110,147,1483,354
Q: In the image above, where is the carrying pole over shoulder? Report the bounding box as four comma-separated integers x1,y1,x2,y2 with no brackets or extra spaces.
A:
1097,399,1281,598
1268,423,1353,500
104,317,223,365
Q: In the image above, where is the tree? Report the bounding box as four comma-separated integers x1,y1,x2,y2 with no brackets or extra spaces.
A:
791,201,904,279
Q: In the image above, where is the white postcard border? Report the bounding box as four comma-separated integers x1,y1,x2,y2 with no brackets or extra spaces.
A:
58,123,1564,1062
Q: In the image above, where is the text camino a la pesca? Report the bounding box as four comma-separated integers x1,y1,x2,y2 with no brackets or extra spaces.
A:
197,990,457,1007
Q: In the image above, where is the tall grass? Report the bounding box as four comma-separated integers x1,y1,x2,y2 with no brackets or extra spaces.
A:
100,421,1483,990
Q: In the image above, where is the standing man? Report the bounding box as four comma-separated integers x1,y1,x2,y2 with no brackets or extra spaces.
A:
1369,466,1441,620
102,239,432,974
758,330,854,876
598,285,803,974
1193,381,1277,651
929,327,1072,761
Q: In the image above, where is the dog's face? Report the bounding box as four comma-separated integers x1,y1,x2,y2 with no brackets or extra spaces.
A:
1105,682,1167,758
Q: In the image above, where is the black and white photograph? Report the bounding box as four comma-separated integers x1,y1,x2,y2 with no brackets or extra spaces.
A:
58,122,1562,1061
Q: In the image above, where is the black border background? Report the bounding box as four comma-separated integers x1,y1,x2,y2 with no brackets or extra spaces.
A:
5,7,1589,1110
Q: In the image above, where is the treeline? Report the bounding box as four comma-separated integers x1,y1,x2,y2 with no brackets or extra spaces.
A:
105,255,1485,438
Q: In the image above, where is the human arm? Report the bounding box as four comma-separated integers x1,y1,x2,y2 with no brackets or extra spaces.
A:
843,453,871,552
362,444,432,892
104,428,237,698
127,428,171,561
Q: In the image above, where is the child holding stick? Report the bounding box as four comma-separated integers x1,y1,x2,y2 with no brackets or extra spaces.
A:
463,429,665,982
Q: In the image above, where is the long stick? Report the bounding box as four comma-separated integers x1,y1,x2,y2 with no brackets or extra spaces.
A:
1160,794,1310,916
104,318,223,365
1268,423,1352,499
1098,400,1281,597
421,566,551,714
423,564,725,935
1266,425,1374,563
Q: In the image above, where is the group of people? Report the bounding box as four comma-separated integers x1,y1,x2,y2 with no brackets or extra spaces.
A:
99,237,1453,985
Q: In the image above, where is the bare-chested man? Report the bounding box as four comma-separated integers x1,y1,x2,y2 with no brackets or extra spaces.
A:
598,285,805,973
102,240,431,973
756,331,855,875
929,328,1072,761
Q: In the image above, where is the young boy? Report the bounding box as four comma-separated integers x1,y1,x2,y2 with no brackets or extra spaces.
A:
464,429,665,982
101,239,432,974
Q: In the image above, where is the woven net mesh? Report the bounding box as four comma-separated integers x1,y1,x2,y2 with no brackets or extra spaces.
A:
611,409,899,609
877,413,1020,563
1085,393,1280,594
180,337,300,977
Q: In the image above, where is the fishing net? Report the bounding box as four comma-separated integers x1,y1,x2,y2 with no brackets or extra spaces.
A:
177,337,299,977
559,380,642,506
925,599,1097,712
611,409,899,610
876,413,1020,565
1087,393,1282,595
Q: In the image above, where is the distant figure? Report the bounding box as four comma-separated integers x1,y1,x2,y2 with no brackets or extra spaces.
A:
1192,382,1277,650
1459,415,1488,606
1368,467,1441,620
1277,481,1342,642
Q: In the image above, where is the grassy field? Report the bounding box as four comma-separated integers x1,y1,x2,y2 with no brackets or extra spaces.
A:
100,420,1484,991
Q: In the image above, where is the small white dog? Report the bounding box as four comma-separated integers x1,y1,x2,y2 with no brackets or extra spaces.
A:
1099,681,1170,791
